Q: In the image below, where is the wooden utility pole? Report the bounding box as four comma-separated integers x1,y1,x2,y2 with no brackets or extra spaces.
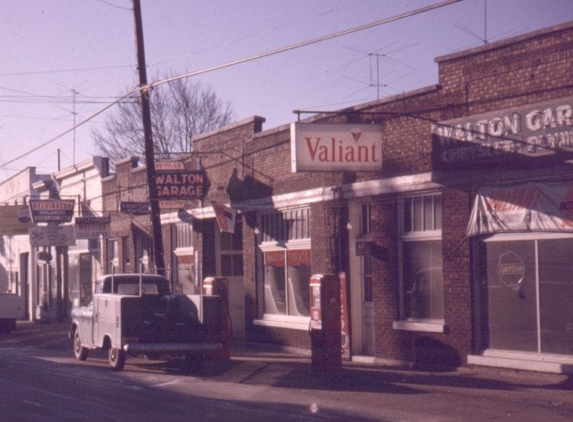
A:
132,0,165,275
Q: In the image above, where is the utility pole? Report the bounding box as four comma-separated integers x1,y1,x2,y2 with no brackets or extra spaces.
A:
132,0,165,275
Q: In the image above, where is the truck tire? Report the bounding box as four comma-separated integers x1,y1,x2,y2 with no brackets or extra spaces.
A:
73,330,88,361
109,347,126,371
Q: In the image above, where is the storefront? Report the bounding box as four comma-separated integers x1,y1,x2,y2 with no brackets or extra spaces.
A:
97,21,573,374
467,182,573,371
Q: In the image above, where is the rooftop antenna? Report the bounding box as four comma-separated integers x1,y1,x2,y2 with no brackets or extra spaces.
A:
369,53,382,100
455,0,488,44
484,0,488,44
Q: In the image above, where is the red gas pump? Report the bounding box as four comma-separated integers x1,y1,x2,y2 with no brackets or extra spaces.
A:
203,277,232,360
309,274,341,373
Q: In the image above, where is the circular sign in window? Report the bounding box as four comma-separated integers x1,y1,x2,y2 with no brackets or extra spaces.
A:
497,251,525,291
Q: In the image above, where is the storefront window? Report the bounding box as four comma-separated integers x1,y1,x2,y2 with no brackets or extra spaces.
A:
486,236,573,356
108,239,119,272
486,240,537,352
401,194,444,320
259,207,311,318
220,222,243,277
172,222,195,294
539,238,573,355
263,249,310,316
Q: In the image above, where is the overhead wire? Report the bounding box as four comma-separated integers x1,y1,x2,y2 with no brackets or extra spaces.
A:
148,0,460,90
0,88,138,169
0,0,460,171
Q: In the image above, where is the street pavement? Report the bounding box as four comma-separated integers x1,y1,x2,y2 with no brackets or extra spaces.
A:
2,321,573,421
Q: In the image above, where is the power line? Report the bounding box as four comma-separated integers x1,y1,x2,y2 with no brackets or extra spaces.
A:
0,64,133,78
149,0,460,90
0,0,460,172
0,88,138,170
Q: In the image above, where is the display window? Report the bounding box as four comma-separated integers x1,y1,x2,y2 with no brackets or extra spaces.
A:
258,207,311,321
399,194,444,322
485,235,573,356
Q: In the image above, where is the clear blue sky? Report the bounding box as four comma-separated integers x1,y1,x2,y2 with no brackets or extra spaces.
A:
1,0,572,179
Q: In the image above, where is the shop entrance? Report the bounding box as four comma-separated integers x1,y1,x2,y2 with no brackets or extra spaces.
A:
215,221,245,339
349,202,375,356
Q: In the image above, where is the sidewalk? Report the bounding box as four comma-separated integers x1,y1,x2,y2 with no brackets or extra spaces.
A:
7,320,573,387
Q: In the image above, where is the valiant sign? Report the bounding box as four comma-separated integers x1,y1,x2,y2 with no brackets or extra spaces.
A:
291,123,383,172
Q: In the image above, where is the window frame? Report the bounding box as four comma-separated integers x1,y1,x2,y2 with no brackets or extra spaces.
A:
394,193,446,333
171,222,196,294
216,221,244,278
483,232,573,356
255,207,311,330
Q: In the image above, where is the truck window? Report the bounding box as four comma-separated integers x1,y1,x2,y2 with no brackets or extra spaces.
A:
117,283,159,295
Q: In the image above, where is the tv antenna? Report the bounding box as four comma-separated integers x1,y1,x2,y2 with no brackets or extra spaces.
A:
343,43,417,101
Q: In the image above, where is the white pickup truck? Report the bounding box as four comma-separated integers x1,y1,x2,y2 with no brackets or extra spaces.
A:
0,293,18,332
69,274,231,371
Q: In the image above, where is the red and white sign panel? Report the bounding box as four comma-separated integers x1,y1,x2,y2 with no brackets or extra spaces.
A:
29,199,75,223
291,123,383,172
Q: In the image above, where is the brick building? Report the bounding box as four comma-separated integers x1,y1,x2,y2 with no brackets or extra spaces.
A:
102,21,573,373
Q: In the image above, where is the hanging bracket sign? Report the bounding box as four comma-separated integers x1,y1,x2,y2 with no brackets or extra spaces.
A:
29,225,75,247
75,216,111,239
29,199,75,223
155,167,209,200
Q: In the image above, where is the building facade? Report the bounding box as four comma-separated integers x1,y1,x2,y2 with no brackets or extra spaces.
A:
0,157,110,321
0,167,51,320
98,21,573,373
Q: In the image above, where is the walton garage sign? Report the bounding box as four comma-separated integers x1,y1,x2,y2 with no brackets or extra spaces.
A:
155,161,209,202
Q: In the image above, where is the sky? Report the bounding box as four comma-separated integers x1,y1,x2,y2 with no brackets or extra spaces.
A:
1,0,572,180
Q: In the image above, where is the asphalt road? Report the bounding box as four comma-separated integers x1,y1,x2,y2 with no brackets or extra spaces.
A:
1,321,573,421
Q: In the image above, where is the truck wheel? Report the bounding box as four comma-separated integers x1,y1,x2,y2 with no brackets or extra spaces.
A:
109,347,126,371
73,330,88,361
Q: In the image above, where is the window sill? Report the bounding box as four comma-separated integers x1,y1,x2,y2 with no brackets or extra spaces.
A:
468,349,573,374
393,319,446,333
254,315,311,331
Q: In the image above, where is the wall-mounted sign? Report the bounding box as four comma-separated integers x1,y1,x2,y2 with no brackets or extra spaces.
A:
75,216,110,239
432,95,573,168
291,123,383,172
29,225,75,247
155,170,208,200
120,201,150,215
0,205,34,236
159,200,186,209
155,161,185,171
29,199,75,223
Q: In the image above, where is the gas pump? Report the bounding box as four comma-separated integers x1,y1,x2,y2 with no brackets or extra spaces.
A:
309,274,341,373
202,277,232,360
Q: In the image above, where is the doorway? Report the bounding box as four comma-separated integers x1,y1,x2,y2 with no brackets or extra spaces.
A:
215,221,245,339
349,202,375,356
